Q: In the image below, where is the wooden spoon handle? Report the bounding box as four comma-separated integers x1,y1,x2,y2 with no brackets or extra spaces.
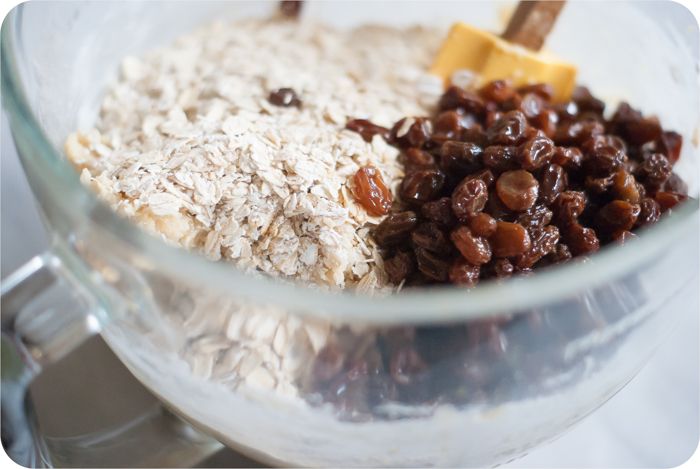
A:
501,1,566,51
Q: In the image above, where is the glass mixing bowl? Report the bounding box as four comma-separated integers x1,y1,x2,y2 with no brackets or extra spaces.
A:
2,1,699,467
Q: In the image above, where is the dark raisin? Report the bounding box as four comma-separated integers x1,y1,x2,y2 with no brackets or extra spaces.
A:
596,200,641,232
611,169,640,203
412,223,452,256
551,146,583,170
352,166,392,216
496,170,539,211
421,197,457,228
433,110,475,139
346,119,389,142
373,211,419,247
402,148,436,170
553,191,587,225
486,110,529,145
391,117,433,148
518,134,555,170
489,258,515,278
540,164,567,204
279,0,303,17
440,141,483,176
448,258,481,286
544,243,572,265
553,101,579,122
451,226,492,265
519,93,545,119
439,86,485,114
485,110,504,128
400,169,445,205
483,145,519,172
452,178,488,221
491,222,532,257
565,223,600,255
468,212,497,237
479,79,516,103
657,131,682,164
572,86,605,114
624,117,662,145
518,204,553,231
515,225,560,268
554,120,605,146
268,87,302,107
389,346,427,385
384,251,416,284
638,153,672,188
415,247,450,281
655,191,687,212
533,109,558,138
636,197,661,226
663,173,688,195
465,168,496,188
583,135,628,175
462,123,488,146
584,174,614,195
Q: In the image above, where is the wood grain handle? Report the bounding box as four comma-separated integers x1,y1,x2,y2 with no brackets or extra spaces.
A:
501,1,566,51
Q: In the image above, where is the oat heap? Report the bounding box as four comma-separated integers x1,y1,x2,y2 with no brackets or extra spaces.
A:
66,18,444,289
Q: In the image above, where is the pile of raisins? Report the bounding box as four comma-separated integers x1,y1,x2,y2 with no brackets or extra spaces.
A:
348,80,688,287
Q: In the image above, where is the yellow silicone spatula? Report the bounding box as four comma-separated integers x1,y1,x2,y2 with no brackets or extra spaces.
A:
430,1,576,102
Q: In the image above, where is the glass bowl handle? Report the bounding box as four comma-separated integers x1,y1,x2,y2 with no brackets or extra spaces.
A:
1,253,222,467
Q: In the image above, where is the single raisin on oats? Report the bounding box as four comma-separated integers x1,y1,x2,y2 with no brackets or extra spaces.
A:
496,170,539,212
373,211,418,247
452,177,488,221
451,226,492,265
352,166,392,216
346,119,390,142
268,87,302,107
491,221,532,258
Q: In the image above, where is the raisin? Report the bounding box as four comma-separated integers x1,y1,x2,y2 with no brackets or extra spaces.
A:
496,170,539,211
488,258,515,278
268,87,302,107
400,169,445,205
313,344,345,382
373,211,418,247
412,223,452,256
415,247,450,282
572,86,605,114
352,166,392,216
421,197,457,228
479,79,516,103
518,134,555,170
384,251,416,284
440,141,483,176
596,200,641,232
584,174,614,195
611,169,640,204
663,173,688,195
346,119,389,142
434,110,474,139
448,258,481,286
517,83,554,100
491,222,532,257
624,117,662,145
519,93,545,119
638,153,671,188
518,204,553,231
553,101,579,122
483,145,519,172
280,0,303,17
553,191,587,225
565,223,600,255
583,135,628,175
515,225,560,268
486,110,529,145
533,109,558,138
552,146,583,170
402,148,436,170
636,198,661,226
485,110,504,128
540,164,567,204
468,212,497,237
391,117,433,148
655,191,686,212
465,168,496,188
451,226,492,265
657,131,682,164
554,120,604,146
545,243,572,265
389,346,427,386
452,178,488,221
439,86,485,114
462,123,488,146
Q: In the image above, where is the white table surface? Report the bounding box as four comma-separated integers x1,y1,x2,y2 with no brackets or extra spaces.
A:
1,112,698,467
